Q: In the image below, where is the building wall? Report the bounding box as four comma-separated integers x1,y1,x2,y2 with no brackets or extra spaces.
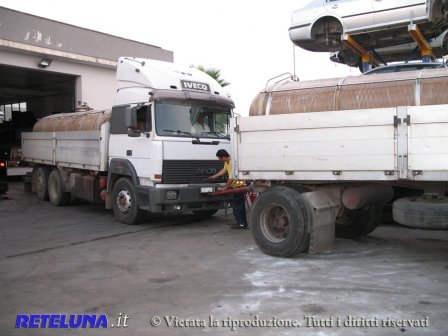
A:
0,6,173,62
0,6,173,114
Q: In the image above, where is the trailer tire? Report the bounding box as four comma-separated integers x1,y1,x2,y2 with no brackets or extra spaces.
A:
112,177,145,225
335,204,383,239
393,196,448,229
48,169,70,206
34,166,50,201
251,187,310,257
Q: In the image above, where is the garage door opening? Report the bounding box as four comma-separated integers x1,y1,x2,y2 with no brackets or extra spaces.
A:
0,65,77,176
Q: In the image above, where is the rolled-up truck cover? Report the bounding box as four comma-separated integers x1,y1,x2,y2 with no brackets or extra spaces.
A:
33,109,111,132
249,68,448,116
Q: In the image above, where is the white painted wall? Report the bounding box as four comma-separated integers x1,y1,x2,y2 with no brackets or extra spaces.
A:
59,60,116,110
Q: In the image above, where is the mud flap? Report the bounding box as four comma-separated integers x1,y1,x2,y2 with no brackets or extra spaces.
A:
302,189,341,253
105,192,112,209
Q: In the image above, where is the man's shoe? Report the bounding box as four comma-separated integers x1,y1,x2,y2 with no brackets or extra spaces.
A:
230,223,248,230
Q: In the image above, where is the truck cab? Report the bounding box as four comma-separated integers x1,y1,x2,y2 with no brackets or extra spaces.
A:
107,58,234,223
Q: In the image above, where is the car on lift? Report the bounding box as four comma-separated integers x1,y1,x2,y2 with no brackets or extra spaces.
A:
289,0,448,52
330,28,448,69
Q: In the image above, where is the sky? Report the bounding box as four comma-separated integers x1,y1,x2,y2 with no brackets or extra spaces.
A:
0,0,359,115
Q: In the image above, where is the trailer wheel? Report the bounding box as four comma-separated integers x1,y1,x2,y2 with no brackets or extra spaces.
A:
33,166,50,201
335,204,383,239
48,169,70,206
112,177,145,225
251,187,310,257
393,196,448,229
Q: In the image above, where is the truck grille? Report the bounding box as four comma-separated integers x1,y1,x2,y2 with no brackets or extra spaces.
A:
162,160,226,184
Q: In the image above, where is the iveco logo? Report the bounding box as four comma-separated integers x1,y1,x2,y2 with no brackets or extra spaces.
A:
196,167,217,175
181,80,211,93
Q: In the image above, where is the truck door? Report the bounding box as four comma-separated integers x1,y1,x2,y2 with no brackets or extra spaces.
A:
373,0,427,26
324,0,374,31
109,104,156,183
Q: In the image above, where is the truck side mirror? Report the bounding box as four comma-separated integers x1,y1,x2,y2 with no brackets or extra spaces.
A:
127,128,141,137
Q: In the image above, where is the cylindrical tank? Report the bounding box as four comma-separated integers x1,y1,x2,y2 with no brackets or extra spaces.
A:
342,185,394,210
33,109,112,132
249,68,448,116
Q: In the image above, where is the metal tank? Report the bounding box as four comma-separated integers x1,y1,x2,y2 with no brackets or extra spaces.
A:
33,109,111,132
249,68,448,116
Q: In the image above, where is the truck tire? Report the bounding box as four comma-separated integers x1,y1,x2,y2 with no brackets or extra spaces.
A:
335,203,383,239
48,169,70,206
393,196,448,229
34,166,50,201
112,177,145,225
251,187,310,257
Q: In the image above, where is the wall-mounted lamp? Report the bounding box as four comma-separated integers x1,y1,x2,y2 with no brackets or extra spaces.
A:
38,58,52,69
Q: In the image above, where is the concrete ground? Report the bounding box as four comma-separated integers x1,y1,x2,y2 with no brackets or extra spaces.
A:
0,180,447,336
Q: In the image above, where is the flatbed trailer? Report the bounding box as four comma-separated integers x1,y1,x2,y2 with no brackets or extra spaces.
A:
233,88,448,257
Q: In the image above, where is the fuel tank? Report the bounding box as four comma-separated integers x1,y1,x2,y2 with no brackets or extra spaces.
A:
33,109,111,132
249,68,448,116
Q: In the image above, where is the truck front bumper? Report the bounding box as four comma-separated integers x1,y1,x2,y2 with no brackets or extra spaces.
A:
135,184,228,213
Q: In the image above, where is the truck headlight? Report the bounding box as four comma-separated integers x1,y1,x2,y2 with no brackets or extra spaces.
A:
139,177,154,187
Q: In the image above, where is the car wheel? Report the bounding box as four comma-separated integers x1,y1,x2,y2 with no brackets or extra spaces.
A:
311,17,343,52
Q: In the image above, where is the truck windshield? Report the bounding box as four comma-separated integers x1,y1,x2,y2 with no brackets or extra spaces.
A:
155,101,231,139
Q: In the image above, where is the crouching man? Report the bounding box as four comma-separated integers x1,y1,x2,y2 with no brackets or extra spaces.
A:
208,149,248,229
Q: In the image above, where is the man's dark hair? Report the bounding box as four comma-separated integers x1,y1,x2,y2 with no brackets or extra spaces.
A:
216,149,230,158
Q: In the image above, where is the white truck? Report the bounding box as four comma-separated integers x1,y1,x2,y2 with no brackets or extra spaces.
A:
232,67,448,257
22,57,234,224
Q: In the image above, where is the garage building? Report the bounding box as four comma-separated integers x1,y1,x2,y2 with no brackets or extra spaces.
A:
0,6,173,167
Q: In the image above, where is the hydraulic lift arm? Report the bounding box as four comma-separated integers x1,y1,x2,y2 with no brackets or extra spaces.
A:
342,23,437,72
341,34,382,73
408,23,435,62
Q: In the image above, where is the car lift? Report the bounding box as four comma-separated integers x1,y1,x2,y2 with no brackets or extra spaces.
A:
408,23,435,62
341,23,436,72
341,34,382,73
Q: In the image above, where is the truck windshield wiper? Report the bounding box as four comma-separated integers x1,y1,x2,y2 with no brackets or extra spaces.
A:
201,131,230,139
162,129,199,141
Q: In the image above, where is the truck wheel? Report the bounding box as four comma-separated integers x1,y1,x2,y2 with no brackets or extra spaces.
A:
192,209,219,218
33,166,50,201
48,169,70,206
251,187,310,257
393,196,448,229
112,177,145,225
335,204,382,239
